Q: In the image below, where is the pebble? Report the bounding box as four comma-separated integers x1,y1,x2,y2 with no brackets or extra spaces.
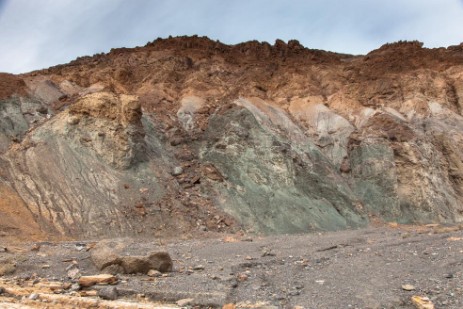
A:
402,284,416,291
147,269,162,277
70,283,80,292
172,166,183,176
261,249,276,257
67,268,80,279
176,298,194,306
29,293,39,300
193,265,205,270
98,286,118,300
67,116,80,125
289,290,301,296
411,295,435,309
74,244,86,251
237,273,248,282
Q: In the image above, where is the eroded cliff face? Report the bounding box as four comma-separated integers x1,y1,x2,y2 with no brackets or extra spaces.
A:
1,37,463,240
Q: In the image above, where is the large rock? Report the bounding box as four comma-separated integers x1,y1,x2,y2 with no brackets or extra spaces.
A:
91,244,173,274
119,252,173,274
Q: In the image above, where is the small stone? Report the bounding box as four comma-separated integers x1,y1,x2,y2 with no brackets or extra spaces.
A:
80,290,98,297
0,247,6,252
70,283,80,292
176,298,194,306
78,274,118,287
75,243,86,251
147,269,162,277
245,256,253,260
62,282,72,290
67,116,80,125
261,248,275,257
98,286,118,300
411,296,435,309
402,284,416,291
30,244,40,251
237,273,248,282
41,264,50,269
29,293,39,300
172,166,183,176
289,290,301,296
0,287,5,294
67,268,80,279
193,265,205,271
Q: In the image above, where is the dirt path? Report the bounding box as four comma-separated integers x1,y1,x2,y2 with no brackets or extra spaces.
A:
1,224,462,308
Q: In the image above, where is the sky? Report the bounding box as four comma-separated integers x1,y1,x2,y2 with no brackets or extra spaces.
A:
0,0,463,74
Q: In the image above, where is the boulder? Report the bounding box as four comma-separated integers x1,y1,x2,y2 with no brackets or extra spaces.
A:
91,245,173,274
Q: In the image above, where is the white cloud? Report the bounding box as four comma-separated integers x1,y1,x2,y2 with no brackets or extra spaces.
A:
0,0,462,73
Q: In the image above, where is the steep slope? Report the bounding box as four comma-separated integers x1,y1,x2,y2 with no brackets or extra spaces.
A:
1,37,463,240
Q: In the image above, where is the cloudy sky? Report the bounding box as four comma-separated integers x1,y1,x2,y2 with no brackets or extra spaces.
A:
1,0,463,74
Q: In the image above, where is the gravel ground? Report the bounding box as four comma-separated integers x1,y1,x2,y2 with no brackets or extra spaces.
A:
0,224,462,308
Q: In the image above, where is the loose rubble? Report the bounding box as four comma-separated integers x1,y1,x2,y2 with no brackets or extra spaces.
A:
0,225,461,308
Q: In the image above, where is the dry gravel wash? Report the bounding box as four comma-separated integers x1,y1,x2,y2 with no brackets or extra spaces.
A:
0,225,462,308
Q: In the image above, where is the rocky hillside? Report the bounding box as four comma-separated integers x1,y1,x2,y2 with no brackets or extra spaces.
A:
1,36,463,241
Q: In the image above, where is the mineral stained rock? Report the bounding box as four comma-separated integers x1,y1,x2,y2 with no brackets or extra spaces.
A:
1,37,463,240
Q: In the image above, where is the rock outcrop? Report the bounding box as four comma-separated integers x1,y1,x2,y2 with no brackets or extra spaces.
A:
1,37,463,240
